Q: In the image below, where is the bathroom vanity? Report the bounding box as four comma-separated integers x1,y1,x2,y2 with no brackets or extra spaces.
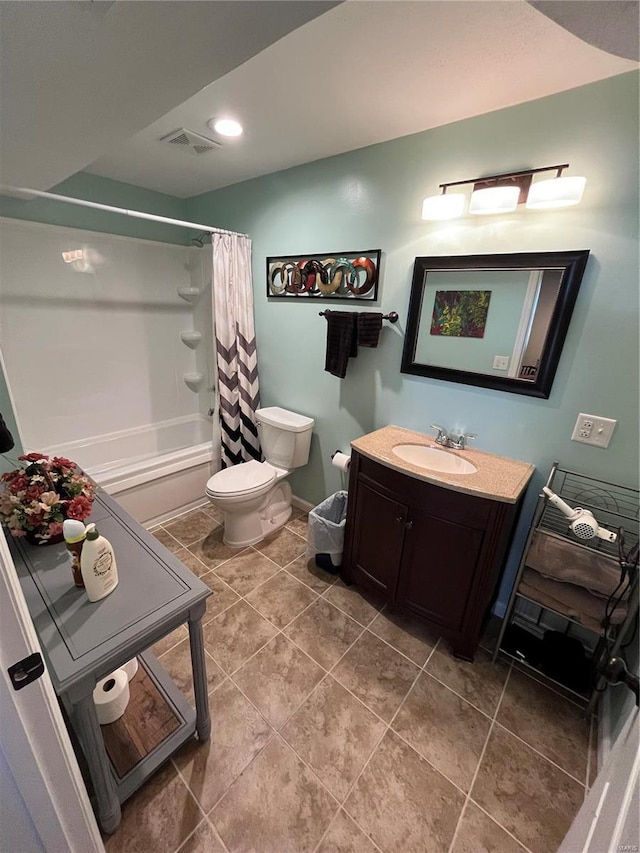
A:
342,426,534,660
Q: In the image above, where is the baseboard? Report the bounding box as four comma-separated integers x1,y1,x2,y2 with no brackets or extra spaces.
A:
291,495,314,514
144,498,211,529
597,686,611,774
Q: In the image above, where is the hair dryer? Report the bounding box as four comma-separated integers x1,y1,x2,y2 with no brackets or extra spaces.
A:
542,487,617,542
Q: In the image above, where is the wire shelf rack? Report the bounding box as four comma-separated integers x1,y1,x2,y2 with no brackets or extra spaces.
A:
540,467,639,559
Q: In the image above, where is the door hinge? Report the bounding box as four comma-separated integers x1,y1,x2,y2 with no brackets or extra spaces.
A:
8,652,44,690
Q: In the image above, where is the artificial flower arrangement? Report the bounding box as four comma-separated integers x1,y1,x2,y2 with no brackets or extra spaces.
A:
0,452,95,544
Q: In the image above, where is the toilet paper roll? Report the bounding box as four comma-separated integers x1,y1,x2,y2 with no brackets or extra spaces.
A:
331,452,351,473
122,657,139,681
93,669,130,725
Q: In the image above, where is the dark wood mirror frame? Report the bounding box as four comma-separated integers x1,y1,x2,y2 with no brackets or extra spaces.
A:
400,250,590,399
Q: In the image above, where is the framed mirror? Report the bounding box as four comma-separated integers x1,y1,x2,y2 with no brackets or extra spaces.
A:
401,250,590,398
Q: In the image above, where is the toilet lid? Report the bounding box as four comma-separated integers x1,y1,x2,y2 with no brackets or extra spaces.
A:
206,460,275,497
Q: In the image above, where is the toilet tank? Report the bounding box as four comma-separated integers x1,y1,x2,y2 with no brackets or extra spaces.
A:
255,407,314,469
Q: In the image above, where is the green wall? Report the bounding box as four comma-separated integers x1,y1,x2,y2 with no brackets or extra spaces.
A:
187,71,639,612
0,172,190,245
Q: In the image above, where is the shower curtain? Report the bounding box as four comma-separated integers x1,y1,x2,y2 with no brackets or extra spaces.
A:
212,234,262,468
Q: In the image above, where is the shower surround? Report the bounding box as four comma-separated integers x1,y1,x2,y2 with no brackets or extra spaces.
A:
0,217,218,522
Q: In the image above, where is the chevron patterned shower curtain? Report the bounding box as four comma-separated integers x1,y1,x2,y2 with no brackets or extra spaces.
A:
212,233,262,468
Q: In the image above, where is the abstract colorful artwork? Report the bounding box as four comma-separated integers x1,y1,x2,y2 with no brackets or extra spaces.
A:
430,290,491,338
267,250,381,301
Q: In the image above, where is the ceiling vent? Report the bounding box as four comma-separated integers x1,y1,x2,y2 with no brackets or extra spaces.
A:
159,128,221,156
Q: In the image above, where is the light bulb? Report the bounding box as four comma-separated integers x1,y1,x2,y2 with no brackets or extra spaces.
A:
209,118,243,138
421,193,465,221
469,186,520,215
526,176,586,209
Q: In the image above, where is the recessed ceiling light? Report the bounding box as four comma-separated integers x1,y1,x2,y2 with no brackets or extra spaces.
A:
209,118,243,138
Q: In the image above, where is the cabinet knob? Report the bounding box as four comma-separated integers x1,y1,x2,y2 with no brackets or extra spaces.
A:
395,516,404,523
405,521,414,531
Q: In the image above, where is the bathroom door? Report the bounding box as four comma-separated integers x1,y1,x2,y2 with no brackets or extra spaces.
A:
0,528,104,852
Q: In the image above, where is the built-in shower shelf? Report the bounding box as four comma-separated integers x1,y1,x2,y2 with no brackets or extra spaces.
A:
177,287,201,302
183,372,204,390
180,331,202,349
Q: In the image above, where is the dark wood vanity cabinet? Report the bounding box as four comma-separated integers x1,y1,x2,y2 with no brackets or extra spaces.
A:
342,451,524,660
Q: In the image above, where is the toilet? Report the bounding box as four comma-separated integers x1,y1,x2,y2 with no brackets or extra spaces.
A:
205,406,315,547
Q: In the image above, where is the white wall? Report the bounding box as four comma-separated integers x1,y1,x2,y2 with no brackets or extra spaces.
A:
0,218,202,449
0,745,45,853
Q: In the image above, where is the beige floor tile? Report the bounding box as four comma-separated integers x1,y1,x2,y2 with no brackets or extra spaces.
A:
426,644,510,716
245,569,318,628
201,503,224,524
152,625,188,657
164,510,220,546
203,601,278,674
173,680,272,813
210,736,338,853
496,668,589,780
472,725,584,853
282,677,386,800
174,548,211,579
151,527,183,555
253,526,307,567
105,762,201,853
233,634,325,728
317,810,379,853
393,672,491,791
368,608,439,666
286,512,309,539
284,599,363,670
198,571,240,621
332,631,419,722
176,820,226,853
159,638,226,705
187,530,246,572
452,802,527,853
324,580,384,627
286,554,339,592
345,730,465,853
213,548,280,596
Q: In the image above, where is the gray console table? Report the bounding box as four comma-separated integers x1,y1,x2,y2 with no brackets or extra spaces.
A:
8,490,212,834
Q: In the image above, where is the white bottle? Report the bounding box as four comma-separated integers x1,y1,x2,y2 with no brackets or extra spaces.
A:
80,523,119,601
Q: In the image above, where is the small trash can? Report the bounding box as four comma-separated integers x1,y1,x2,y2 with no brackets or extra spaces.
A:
307,490,348,574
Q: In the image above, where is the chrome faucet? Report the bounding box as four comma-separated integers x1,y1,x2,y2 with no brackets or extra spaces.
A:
429,424,450,446
429,424,477,450
449,432,477,450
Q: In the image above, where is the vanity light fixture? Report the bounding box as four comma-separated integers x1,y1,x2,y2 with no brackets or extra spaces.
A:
421,164,586,220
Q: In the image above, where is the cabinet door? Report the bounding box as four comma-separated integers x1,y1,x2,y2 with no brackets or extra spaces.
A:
350,480,407,595
396,510,484,631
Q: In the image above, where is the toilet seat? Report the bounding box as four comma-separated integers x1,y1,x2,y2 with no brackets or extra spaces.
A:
206,460,276,499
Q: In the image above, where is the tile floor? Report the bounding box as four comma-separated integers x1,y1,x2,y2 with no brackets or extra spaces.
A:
104,505,597,853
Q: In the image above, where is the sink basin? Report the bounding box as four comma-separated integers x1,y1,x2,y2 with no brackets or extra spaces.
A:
392,444,478,475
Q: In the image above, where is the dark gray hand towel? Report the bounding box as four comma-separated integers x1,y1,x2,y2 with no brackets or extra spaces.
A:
357,312,383,347
325,311,357,378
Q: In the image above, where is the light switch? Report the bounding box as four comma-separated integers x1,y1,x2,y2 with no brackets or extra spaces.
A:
493,356,509,370
571,413,617,448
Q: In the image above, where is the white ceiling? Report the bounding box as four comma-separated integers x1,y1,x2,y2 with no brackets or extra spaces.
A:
0,0,338,190
0,1,636,199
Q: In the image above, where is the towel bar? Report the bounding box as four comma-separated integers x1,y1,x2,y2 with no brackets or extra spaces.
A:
319,310,399,323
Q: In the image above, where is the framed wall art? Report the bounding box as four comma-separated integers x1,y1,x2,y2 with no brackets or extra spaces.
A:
266,250,381,301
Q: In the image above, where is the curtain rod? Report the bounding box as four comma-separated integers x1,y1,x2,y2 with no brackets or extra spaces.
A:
0,186,249,238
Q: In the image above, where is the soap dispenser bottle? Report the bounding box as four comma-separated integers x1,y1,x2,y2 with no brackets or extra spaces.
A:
63,518,86,588
80,523,119,601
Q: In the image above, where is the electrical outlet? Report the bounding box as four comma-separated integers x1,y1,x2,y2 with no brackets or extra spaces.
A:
493,355,509,370
571,413,617,448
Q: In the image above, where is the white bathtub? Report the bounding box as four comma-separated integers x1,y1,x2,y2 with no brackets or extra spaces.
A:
43,415,216,525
